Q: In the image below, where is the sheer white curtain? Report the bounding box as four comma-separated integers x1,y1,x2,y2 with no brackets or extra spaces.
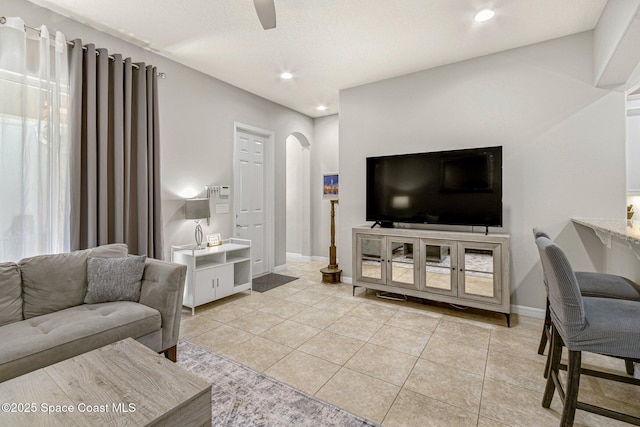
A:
0,17,71,261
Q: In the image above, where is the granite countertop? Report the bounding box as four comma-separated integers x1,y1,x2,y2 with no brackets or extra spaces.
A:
572,218,640,245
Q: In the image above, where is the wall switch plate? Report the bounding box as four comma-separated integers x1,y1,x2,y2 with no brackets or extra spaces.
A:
216,203,229,214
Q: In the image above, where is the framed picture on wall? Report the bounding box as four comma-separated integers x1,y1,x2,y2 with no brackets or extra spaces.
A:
323,173,339,198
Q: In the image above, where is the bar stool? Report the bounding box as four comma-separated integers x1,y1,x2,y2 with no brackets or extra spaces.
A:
535,236,640,426
533,228,640,376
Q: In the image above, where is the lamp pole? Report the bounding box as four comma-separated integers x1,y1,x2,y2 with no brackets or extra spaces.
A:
321,199,342,284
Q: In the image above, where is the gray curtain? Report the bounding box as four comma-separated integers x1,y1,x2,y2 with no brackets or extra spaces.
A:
68,40,163,258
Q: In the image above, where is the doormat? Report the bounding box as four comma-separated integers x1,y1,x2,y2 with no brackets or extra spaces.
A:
252,273,298,293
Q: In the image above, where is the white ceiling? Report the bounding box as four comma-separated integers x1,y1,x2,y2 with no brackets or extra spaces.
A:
27,0,607,118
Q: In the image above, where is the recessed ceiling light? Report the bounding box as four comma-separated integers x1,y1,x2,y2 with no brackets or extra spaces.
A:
474,9,495,22
316,105,327,111
280,72,293,80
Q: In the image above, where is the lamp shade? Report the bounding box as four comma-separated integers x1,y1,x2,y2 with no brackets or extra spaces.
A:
185,198,211,220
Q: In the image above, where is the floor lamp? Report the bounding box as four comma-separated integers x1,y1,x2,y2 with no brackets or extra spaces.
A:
321,200,342,283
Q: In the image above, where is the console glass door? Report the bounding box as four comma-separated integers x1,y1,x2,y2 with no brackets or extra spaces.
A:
387,237,419,290
421,239,457,296
356,234,386,284
458,241,501,304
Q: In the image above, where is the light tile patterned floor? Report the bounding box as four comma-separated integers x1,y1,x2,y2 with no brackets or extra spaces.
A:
181,257,640,426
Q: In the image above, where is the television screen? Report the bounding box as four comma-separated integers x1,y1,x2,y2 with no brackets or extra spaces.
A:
366,146,502,227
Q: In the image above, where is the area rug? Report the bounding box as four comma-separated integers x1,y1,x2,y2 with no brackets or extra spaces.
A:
251,273,298,293
177,339,378,426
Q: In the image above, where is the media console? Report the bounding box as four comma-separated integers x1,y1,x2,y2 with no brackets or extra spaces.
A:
352,226,511,326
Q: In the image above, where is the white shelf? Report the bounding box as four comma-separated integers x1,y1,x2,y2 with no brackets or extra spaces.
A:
194,263,225,271
171,239,252,315
233,281,252,289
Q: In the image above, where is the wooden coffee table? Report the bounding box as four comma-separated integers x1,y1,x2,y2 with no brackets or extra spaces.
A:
0,338,211,426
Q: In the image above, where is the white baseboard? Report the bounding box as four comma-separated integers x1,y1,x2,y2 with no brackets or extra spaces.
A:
273,264,288,272
286,252,311,261
510,304,545,319
286,254,338,264
341,276,353,284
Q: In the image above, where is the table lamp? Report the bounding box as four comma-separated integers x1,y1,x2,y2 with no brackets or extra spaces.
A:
185,198,211,249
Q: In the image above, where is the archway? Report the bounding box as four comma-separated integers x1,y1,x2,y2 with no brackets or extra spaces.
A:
286,132,311,259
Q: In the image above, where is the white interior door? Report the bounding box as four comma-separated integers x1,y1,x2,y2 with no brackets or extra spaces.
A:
234,127,270,277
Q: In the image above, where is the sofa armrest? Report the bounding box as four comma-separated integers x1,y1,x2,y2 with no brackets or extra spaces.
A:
138,258,186,352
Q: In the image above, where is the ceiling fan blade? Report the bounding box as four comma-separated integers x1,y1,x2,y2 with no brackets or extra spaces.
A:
253,0,276,30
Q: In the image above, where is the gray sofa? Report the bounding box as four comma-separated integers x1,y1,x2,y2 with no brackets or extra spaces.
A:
0,244,186,383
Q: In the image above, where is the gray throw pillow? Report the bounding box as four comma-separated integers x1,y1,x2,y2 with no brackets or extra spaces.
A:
84,255,146,304
21,243,128,319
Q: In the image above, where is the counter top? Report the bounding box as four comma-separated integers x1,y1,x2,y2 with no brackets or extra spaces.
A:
572,218,640,246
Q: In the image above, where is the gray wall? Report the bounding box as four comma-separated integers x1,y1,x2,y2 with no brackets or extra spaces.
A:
627,99,640,192
6,0,313,266
312,115,340,260
286,135,304,255
593,0,640,86
339,32,626,310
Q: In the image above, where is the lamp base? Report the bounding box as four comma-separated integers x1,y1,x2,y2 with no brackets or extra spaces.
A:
320,266,342,284
194,221,205,249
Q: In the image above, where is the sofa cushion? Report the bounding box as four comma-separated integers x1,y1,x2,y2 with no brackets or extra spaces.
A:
20,244,128,319
0,301,161,383
84,255,146,304
0,262,22,326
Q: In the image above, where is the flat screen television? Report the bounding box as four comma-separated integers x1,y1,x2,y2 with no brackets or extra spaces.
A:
366,146,502,227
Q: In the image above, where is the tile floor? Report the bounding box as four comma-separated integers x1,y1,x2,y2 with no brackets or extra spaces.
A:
180,257,640,426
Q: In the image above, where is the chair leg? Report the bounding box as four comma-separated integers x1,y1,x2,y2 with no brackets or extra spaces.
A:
541,299,552,379
542,325,562,408
626,359,635,376
543,343,552,379
538,298,551,355
561,350,582,427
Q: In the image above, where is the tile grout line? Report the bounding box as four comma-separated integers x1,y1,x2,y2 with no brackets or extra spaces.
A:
257,290,376,395
308,303,368,397
311,320,401,423
379,316,442,424
221,277,321,373
398,320,489,420
475,327,494,427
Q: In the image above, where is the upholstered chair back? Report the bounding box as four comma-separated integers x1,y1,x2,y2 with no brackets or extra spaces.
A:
532,228,550,240
535,236,586,341
532,228,552,292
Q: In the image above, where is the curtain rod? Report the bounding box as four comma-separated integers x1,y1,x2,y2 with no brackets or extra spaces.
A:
0,16,166,78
